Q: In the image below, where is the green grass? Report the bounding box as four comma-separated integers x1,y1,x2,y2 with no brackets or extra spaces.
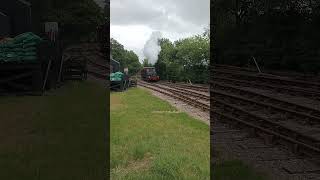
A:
212,160,267,180
110,88,210,180
0,81,107,180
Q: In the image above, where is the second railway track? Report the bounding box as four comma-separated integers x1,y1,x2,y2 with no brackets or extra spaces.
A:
213,66,320,100
140,79,320,174
211,65,320,178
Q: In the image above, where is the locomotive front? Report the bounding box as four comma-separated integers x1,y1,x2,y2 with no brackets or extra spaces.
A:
141,67,160,82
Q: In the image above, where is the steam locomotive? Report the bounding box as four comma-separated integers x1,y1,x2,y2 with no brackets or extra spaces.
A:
141,67,160,82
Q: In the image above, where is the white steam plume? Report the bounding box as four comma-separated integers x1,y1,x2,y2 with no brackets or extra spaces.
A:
143,31,162,65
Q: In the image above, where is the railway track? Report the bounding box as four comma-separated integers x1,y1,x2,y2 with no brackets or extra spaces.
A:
147,83,209,101
212,98,320,156
211,65,320,178
211,112,320,179
214,64,259,73
211,99,320,178
158,81,320,121
213,67,320,99
212,82,320,119
165,81,320,125
139,78,320,177
158,81,320,159
215,64,320,83
213,74,320,100
138,81,210,112
158,82,209,92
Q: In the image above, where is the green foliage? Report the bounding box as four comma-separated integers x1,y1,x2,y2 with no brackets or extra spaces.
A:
110,38,125,62
111,38,142,75
213,0,320,75
155,32,210,83
46,0,104,25
126,51,142,75
30,0,104,41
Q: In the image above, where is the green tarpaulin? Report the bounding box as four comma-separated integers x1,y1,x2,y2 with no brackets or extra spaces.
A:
0,32,42,62
110,72,124,81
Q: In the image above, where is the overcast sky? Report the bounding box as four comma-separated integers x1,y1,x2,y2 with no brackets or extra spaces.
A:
110,0,210,62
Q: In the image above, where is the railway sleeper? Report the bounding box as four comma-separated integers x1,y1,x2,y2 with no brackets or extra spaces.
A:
212,91,320,125
212,70,320,90
212,110,320,161
151,84,210,102
161,82,209,92
212,82,320,118
159,85,209,100
212,76,320,99
139,82,210,112
213,100,320,150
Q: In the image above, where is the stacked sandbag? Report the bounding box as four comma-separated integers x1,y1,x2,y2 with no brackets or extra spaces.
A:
110,72,124,81
0,32,42,63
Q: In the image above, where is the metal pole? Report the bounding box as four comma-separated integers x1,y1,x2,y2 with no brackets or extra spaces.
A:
58,54,66,84
43,59,52,91
252,56,261,73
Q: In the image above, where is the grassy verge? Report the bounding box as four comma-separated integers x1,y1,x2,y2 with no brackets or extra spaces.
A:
111,88,210,179
0,81,107,179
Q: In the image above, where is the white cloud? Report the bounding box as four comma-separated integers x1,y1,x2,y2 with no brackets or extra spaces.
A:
110,0,209,63
111,25,153,61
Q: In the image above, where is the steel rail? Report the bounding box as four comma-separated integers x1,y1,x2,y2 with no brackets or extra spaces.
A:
139,81,210,112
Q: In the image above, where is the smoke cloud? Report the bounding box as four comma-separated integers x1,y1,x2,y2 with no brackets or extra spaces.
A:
143,31,162,65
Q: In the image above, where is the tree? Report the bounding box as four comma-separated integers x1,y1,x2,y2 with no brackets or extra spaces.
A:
30,0,104,41
212,0,320,74
155,38,177,80
155,30,210,83
111,38,125,63
124,50,141,75
111,38,142,75
175,35,209,83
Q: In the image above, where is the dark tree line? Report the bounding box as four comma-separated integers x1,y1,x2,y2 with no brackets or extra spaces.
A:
212,0,320,74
